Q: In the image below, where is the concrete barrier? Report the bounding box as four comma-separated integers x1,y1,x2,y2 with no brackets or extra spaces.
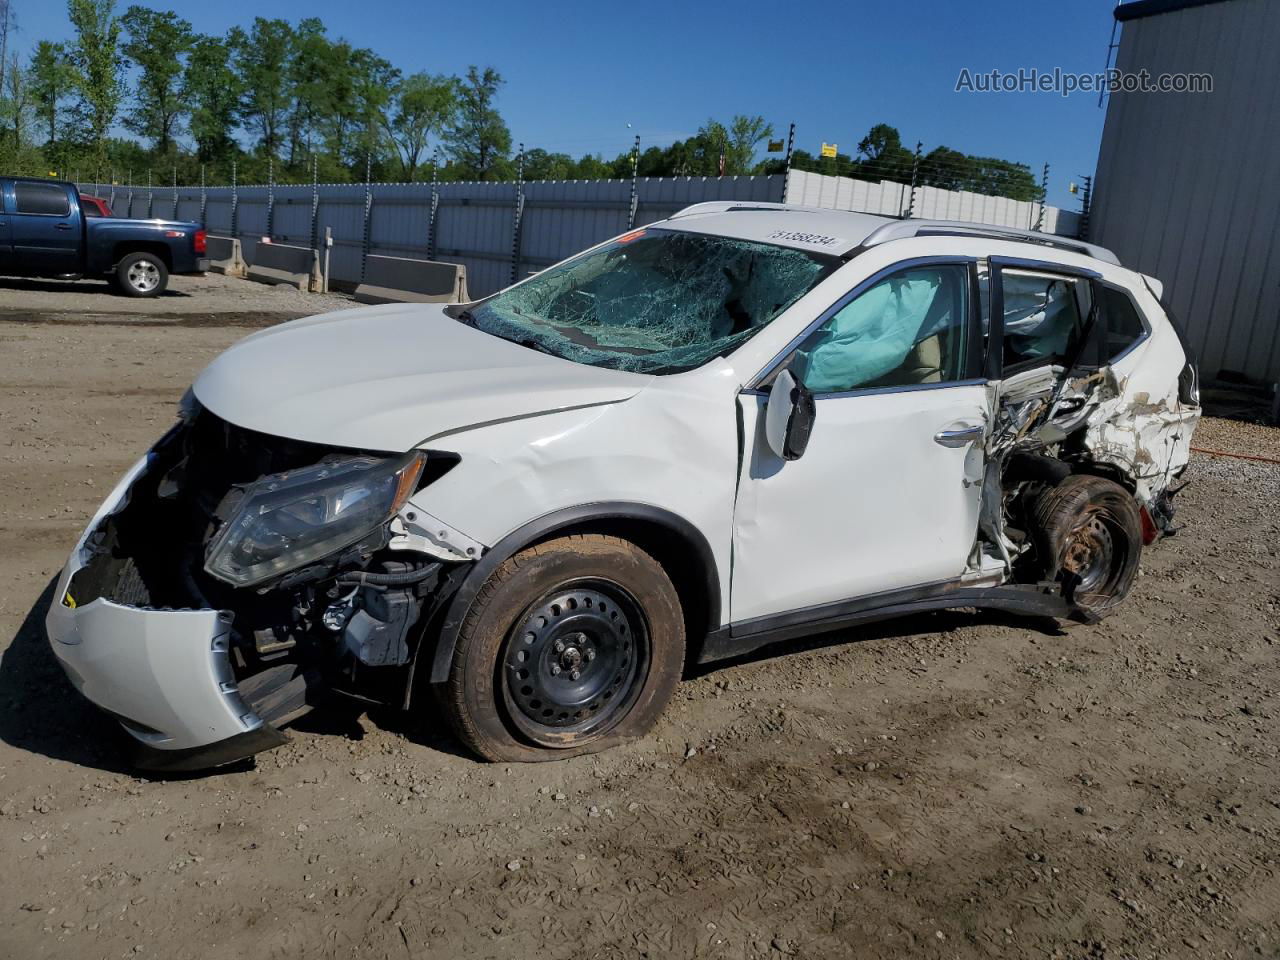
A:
246,240,322,292
354,254,469,305
207,235,246,278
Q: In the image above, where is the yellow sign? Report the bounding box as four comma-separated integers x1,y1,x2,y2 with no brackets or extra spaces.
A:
767,139,785,153
820,143,838,159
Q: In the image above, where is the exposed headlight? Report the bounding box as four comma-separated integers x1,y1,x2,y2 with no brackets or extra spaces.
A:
204,452,426,587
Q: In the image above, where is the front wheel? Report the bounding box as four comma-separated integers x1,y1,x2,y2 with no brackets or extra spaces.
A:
115,252,168,297
439,534,686,762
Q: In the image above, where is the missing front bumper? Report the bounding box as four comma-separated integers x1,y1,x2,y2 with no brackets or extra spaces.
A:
46,452,288,770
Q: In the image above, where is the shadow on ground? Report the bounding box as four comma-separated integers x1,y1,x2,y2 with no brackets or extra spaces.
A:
0,277,191,298
0,577,136,775
1,578,1065,776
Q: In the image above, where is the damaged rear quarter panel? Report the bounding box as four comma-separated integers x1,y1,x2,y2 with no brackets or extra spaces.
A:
1079,277,1200,502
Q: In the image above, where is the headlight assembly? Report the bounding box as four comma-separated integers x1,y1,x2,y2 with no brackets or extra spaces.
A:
204,452,426,587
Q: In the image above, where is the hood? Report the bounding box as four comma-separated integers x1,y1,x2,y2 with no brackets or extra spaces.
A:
192,303,652,451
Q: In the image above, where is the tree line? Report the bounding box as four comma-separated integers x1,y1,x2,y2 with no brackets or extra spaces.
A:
0,0,1040,202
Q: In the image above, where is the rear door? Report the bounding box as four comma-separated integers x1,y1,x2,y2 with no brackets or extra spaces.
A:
10,180,81,275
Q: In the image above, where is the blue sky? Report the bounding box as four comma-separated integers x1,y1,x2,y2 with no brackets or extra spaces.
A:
13,0,1121,207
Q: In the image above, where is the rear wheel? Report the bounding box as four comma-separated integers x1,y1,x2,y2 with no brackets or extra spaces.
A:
1030,474,1143,618
115,252,168,297
440,534,685,762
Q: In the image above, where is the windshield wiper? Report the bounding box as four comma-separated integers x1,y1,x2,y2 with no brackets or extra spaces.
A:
513,337,564,359
455,308,477,327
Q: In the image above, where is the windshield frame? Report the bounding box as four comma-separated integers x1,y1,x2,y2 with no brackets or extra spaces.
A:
455,227,842,376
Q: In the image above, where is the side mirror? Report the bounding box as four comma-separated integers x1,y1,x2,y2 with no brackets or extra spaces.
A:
764,368,817,461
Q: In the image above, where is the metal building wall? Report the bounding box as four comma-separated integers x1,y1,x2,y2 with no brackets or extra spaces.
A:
1092,0,1280,383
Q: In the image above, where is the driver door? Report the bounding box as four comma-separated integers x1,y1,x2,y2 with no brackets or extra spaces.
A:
730,258,990,625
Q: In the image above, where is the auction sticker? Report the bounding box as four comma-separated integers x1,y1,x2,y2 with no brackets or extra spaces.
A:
766,229,845,249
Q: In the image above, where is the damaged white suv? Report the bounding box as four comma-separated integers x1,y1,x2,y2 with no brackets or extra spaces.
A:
47,203,1200,770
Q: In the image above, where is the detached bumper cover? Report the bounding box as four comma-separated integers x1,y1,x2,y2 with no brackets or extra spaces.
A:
45,454,284,769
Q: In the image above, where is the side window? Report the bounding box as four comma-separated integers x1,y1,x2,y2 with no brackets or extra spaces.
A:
1000,271,1094,369
14,182,71,217
1101,285,1147,360
789,264,971,394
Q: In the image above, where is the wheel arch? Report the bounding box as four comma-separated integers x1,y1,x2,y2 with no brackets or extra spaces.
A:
421,502,722,686
113,241,173,272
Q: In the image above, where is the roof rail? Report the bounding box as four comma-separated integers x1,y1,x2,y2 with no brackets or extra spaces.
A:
861,219,1120,265
667,200,796,220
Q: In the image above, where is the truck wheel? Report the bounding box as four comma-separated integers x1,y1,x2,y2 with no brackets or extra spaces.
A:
115,252,168,297
440,534,686,762
1030,474,1143,618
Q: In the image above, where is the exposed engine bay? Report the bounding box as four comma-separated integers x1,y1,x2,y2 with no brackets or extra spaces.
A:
62,408,468,732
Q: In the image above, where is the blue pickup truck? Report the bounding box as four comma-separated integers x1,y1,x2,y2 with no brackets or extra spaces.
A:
0,177,208,297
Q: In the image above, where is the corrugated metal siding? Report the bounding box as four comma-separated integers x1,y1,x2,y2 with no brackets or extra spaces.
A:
76,171,1075,300
1092,0,1280,382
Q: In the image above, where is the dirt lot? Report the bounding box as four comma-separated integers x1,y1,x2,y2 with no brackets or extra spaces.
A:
1,273,1278,960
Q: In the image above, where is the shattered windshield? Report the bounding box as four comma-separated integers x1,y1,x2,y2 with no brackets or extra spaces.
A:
463,228,837,374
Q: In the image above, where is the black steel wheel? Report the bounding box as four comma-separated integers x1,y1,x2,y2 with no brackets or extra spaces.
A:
1031,474,1143,617
501,581,650,745
439,534,685,762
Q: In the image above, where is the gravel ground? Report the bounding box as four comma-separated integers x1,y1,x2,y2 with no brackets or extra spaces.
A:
0,271,353,327
0,292,1278,960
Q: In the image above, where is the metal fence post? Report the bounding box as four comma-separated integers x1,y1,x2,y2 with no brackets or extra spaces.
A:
323,226,332,293
1078,174,1093,241
510,143,525,285
1033,162,1049,232
360,153,373,281
309,154,319,252
108,169,115,209
905,140,922,218
427,148,440,261
172,165,178,219
780,121,796,204
266,157,275,240
230,161,238,238
627,134,640,229
147,169,154,219
126,170,133,218
199,164,207,226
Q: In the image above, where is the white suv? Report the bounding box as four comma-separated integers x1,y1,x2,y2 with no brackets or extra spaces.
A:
47,202,1200,769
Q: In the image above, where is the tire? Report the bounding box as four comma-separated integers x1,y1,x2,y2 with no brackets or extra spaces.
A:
1030,474,1143,618
440,534,686,762
115,252,168,297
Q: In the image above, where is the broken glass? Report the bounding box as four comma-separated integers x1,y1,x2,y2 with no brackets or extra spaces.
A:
465,228,836,374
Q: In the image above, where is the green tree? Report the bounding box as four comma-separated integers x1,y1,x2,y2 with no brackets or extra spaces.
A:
1,52,30,152
447,65,510,180
727,114,773,174
854,123,914,181
120,6,192,154
28,41,74,144
182,34,241,164
385,72,456,180
286,18,338,166
230,17,294,159
345,47,397,170
521,147,574,180
66,0,124,165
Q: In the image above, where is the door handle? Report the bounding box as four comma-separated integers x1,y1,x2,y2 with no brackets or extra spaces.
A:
55,223,73,230
933,424,984,448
